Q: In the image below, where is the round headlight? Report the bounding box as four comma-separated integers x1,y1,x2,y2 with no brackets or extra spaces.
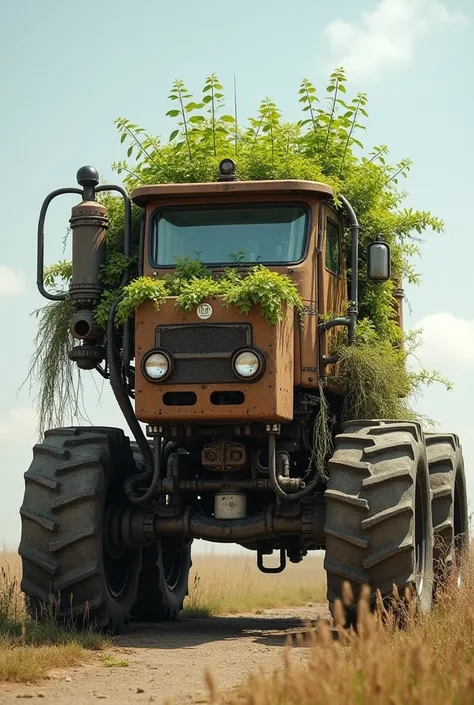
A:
232,349,264,381
143,351,172,381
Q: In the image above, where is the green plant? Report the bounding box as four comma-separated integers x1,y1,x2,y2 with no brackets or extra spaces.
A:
27,68,448,433
115,264,303,326
221,266,302,324
334,321,450,428
115,277,167,325
174,276,222,312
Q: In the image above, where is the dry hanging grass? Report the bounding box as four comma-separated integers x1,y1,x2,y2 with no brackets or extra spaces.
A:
21,298,86,437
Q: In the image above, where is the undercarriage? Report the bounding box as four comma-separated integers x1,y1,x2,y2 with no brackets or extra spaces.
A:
118,388,332,572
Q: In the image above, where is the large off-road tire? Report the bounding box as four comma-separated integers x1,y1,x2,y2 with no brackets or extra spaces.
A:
324,420,434,623
130,443,192,622
425,433,469,594
19,427,141,634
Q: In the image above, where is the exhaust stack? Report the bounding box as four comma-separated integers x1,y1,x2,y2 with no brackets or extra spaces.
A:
68,166,107,369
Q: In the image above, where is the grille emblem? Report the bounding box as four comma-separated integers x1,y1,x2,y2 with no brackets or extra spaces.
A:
197,303,213,320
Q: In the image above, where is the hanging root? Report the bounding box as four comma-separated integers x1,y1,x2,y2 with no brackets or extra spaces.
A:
305,383,334,482
21,298,84,437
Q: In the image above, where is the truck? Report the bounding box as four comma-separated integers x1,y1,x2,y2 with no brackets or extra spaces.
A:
19,159,469,632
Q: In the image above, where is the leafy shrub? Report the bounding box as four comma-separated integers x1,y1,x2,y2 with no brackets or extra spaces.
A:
221,266,303,324
115,277,167,325
116,264,303,326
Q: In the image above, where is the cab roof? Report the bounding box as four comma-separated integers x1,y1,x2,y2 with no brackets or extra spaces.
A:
131,179,334,207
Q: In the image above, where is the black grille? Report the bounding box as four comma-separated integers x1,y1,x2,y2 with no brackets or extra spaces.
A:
157,324,250,354
155,324,252,384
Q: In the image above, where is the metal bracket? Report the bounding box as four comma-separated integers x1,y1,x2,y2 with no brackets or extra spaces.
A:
301,305,318,315
257,546,286,574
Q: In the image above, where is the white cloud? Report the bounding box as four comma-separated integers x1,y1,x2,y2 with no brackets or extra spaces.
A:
0,407,37,442
324,0,466,81
411,312,474,366
0,265,27,295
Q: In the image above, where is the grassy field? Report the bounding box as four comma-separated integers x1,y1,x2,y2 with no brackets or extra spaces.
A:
0,549,325,683
0,553,107,682
210,554,474,705
182,552,326,617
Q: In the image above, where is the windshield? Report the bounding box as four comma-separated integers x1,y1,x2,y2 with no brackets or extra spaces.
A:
150,205,308,266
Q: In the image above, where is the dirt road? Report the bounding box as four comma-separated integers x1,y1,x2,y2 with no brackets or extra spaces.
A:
0,604,329,704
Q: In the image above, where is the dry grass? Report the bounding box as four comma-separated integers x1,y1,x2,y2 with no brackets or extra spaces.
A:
0,549,325,682
210,554,474,705
182,553,326,618
0,552,107,683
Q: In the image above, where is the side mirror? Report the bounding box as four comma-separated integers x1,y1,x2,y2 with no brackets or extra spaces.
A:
367,235,391,282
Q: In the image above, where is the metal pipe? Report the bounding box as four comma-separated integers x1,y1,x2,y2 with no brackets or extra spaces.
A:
319,316,350,332
123,440,162,505
95,185,132,278
96,184,133,368
119,503,327,546
107,299,154,470
138,216,145,276
322,352,341,365
339,194,359,344
268,434,322,503
125,508,305,544
157,477,273,493
36,187,83,301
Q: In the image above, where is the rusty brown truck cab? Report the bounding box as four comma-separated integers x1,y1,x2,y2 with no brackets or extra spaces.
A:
20,161,469,633
132,179,346,426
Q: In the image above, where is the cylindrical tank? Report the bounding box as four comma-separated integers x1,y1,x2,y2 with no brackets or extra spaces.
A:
69,200,108,308
214,490,247,519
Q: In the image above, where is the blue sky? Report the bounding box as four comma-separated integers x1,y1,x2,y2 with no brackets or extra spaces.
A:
0,0,472,549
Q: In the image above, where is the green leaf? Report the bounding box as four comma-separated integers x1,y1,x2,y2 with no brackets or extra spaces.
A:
189,115,205,123
166,109,180,117
169,129,179,141
120,133,127,143
220,115,235,123
127,146,133,157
